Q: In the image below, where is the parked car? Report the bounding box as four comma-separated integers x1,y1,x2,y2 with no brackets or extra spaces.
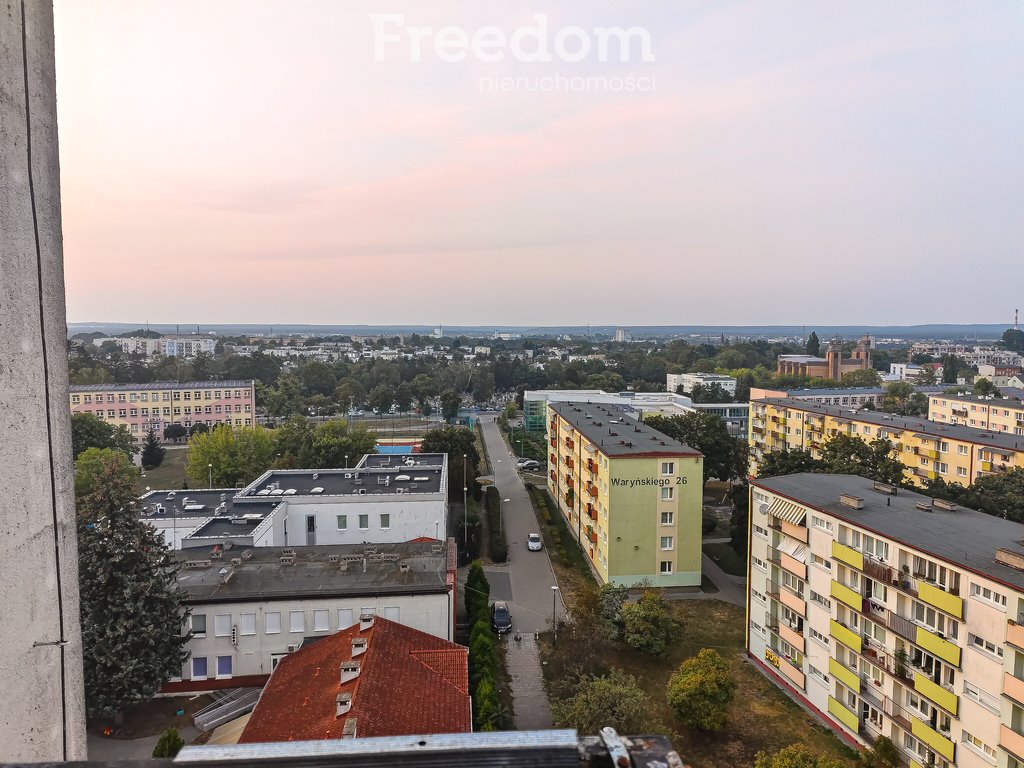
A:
519,460,543,471
527,533,543,552
490,601,512,634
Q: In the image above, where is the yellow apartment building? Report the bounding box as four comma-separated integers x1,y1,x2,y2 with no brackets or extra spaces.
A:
749,398,1024,486
930,395,1024,435
747,473,1024,768
546,402,703,587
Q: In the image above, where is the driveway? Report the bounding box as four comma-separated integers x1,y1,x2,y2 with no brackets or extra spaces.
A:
479,417,566,633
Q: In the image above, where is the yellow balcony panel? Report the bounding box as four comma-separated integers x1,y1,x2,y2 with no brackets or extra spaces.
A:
831,541,864,571
913,672,958,716
1009,620,1024,650
829,657,861,693
780,552,807,581
779,588,806,618
827,696,859,733
911,717,954,762
915,625,961,667
909,761,924,768
981,460,993,472
830,580,863,612
918,581,963,620
1002,724,1024,761
830,619,862,654
1005,671,1024,706
779,623,805,654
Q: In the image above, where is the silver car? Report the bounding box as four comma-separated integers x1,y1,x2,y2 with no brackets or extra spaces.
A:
527,533,543,551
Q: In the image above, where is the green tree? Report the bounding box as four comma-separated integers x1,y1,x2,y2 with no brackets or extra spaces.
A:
840,368,882,387
915,366,938,385
1002,328,1024,352
440,389,462,421
186,425,275,487
644,412,737,484
974,378,1001,397
551,669,659,734
189,422,210,437
864,735,899,768
190,352,212,381
140,428,165,470
665,648,735,730
421,426,481,470
163,423,187,441
76,451,190,717
308,418,377,468
729,481,750,557
806,332,820,356
689,382,733,403
753,744,847,768
152,727,185,758
264,372,307,417
272,415,315,466
820,434,906,486
71,412,138,459
75,447,137,498
368,384,394,414
757,448,823,478
941,354,962,384
596,583,628,641
880,381,929,417
620,590,678,655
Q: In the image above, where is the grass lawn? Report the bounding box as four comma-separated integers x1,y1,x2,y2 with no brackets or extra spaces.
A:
541,600,855,768
703,542,747,577
139,446,188,492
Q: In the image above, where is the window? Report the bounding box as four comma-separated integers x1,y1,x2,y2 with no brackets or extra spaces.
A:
937,462,948,475
809,627,829,646
214,614,231,637
313,609,330,632
968,632,1003,658
358,514,369,530
380,513,390,529
811,554,832,571
660,536,673,550
265,612,281,634
661,462,674,475
190,614,207,636
808,663,828,684
970,583,1007,608
336,515,347,530
338,608,355,628
191,657,208,679
957,466,968,478
752,556,767,571
660,561,673,574
660,486,674,501
811,515,833,532
660,511,674,525
238,613,256,636
963,681,1001,713
961,730,997,760
958,445,968,455
216,655,232,678
382,606,400,621
753,524,768,538
289,611,305,633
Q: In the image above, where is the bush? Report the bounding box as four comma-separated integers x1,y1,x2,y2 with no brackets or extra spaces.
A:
701,514,717,535
152,727,184,758
552,669,658,734
665,648,735,730
621,590,678,655
474,676,499,730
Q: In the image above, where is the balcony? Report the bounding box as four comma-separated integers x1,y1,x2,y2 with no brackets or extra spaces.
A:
913,672,958,716
779,552,806,580
550,453,557,465
550,437,557,449
549,470,557,483
915,626,961,667
911,717,954,762
1004,671,1024,706
1008,619,1024,650
778,623,804,654
778,587,805,618
831,541,864,571
564,437,574,450
830,619,862,654
827,696,859,733
779,520,808,543
585,504,597,521
918,581,963,620
586,483,598,498
564,474,572,485
564,490,574,506
829,657,860,694
830,580,863,612
1001,724,1024,761
778,655,804,689
565,457,574,469
586,459,596,473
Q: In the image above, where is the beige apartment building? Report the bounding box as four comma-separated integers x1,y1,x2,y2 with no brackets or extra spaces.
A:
747,473,1024,768
930,395,1024,435
749,398,1024,486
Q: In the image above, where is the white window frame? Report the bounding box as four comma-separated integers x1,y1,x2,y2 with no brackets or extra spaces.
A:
660,536,674,551
265,611,281,634
313,609,330,632
238,612,256,636
289,610,305,633
214,614,231,637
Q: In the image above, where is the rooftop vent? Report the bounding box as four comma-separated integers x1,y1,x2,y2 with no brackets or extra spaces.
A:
359,612,375,631
352,637,368,657
340,660,360,684
328,554,339,563
933,498,958,511
914,502,934,512
335,691,353,717
230,557,241,566
872,482,898,496
995,548,1024,571
280,554,295,565
839,493,864,510
399,561,410,573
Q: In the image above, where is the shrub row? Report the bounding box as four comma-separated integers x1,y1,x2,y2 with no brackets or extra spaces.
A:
485,486,508,563
465,561,502,730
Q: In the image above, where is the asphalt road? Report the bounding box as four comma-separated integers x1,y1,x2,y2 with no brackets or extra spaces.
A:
479,417,566,634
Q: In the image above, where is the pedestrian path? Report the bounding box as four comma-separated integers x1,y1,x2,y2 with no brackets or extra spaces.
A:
504,633,553,730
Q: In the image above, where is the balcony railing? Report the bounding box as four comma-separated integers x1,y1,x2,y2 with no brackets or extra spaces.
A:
565,458,574,469
585,504,597,520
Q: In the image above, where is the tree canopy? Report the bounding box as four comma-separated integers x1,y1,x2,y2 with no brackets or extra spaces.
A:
753,745,848,768
758,435,905,487
665,648,735,730
645,412,739,484
186,424,275,487
619,590,678,655
71,412,137,459
551,669,660,734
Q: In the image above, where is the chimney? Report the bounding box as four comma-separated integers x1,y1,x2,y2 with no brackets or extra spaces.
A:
839,493,864,510
359,611,375,631
340,660,360,684
352,637,368,657
335,692,353,717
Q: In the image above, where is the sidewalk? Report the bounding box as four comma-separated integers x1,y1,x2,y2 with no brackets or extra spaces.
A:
504,634,553,730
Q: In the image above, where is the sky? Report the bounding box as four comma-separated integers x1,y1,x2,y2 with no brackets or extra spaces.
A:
54,1,1024,327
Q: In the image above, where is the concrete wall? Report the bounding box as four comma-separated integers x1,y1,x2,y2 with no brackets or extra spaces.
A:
0,1,87,759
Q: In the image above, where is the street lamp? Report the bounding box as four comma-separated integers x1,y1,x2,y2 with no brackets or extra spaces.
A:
434,520,439,540
345,454,349,469
551,585,560,644
208,463,212,489
463,453,468,549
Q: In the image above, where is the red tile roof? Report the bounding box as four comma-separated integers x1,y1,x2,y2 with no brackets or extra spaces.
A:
240,618,470,742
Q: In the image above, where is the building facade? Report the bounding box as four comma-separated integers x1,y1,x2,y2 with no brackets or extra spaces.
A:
930,395,1024,435
666,372,738,397
92,336,216,358
750,386,947,410
176,540,458,688
777,336,873,381
748,398,1024,486
546,402,703,587
746,473,1024,768
69,380,255,438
